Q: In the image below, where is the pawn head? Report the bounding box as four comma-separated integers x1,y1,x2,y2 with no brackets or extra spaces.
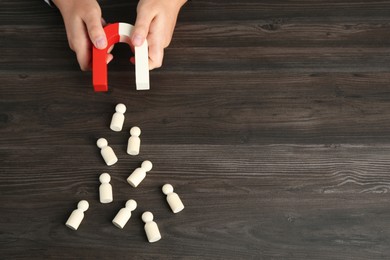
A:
141,160,153,171
115,103,126,113
99,173,111,183
142,211,154,222
77,200,89,211
130,126,141,137
125,199,137,211
162,184,174,195
97,138,108,148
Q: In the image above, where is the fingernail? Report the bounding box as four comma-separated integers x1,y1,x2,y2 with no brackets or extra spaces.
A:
95,37,107,49
133,35,143,46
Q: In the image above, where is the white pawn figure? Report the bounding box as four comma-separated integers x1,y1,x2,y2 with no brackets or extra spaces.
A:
142,211,161,243
162,184,184,213
127,160,153,188
112,199,137,229
65,200,89,230
127,126,141,156
97,138,118,166
99,173,113,203
110,103,126,132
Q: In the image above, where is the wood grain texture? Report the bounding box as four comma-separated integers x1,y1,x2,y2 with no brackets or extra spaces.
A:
2,0,390,259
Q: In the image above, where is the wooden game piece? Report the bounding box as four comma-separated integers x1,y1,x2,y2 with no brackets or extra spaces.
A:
162,184,184,213
110,103,126,132
127,126,141,155
127,160,153,188
97,138,118,166
99,173,113,203
65,200,89,230
142,211,161,243
112,199,137,229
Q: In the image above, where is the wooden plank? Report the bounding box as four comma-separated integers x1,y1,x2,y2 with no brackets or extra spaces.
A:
2,0,390,259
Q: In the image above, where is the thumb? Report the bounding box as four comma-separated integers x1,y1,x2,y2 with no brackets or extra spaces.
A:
84,12,107,49
132,12,153,47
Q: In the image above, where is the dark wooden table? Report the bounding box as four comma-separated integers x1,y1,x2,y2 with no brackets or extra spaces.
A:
2,0,390,259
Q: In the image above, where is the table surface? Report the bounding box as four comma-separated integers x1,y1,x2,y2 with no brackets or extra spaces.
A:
2,0,390,259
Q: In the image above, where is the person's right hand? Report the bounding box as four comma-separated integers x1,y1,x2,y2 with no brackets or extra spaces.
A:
131,0,187,70
52,0,112,71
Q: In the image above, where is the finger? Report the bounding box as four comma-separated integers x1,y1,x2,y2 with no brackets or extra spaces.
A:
146,20,165,70
83,8,107,49
148,51,164,70
68,21,93,71
101,17,107,27
74,38,92,71
148,41,164,70
132,11,154,47
131,35,164,69
107,45,114,53
107,53,114,64
130,56,135,65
